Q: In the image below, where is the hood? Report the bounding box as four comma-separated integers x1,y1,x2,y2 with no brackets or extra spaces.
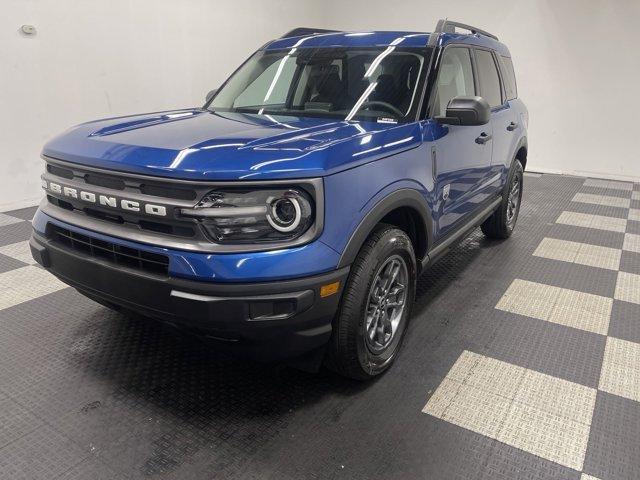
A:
42,109,422,181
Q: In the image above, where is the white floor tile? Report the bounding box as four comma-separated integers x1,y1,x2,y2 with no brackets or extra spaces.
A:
580,474,602,480
556,211,627,233
614,271,640,305
598,337,640,402
572,193,630,209
583,178,634,191
423,351,597,471
0,241,37,265
0,266,67,310
629,209,640,222
533,237,621,271
496,279,612,335
495,279,558,321
623,233,640,254
0,213,23,227
497,402,592,471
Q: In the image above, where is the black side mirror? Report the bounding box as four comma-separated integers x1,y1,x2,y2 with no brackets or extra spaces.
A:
435,95,490,126
205,89,218,103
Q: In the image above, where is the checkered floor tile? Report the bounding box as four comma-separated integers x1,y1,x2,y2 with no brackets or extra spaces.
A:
424,177,640,479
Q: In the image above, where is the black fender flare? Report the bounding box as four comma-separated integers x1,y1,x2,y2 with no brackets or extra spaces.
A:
514,136,528,166
337,188,434,269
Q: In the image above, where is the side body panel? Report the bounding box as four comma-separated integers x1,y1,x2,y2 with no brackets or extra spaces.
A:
426,120,494,238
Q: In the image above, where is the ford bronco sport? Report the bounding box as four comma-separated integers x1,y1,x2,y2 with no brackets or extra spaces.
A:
31,20,528,379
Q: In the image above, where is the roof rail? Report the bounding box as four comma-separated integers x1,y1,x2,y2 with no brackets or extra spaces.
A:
427,18,498,46
280,27,340,39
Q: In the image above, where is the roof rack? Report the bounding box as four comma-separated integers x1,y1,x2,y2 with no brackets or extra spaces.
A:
280,27,340,39
427,18,498,46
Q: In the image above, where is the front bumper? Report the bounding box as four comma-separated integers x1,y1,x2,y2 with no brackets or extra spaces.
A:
30,230,349,361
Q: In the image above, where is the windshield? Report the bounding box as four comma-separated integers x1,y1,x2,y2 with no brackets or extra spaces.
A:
208,47,428,123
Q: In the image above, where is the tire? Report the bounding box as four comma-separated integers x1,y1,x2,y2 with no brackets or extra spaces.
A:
481,159,524,239
326,225,416,380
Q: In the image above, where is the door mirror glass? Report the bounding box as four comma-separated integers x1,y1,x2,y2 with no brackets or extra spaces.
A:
205,89,218,103
435,95,491,126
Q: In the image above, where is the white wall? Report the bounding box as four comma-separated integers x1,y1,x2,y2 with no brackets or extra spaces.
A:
0,0,321,210
312,0,640,182
3,1,639,211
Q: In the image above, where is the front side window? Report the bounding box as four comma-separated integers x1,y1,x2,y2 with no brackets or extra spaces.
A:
432,47,475,117
475,49,503,108
208,46,428,123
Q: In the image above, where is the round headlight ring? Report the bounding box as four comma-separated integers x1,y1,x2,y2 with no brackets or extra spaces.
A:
267,193,302,233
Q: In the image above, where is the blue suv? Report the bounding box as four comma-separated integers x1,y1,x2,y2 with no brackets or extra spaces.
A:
30,20,528,379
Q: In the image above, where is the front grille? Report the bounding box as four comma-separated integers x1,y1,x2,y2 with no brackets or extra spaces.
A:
47,224,169,275
43,160,202,241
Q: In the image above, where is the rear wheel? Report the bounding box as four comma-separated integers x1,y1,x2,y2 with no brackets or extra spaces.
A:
481,160,524,239
326,225,416,380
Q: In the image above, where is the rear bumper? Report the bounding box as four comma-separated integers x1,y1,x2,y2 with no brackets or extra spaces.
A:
30,231,349,361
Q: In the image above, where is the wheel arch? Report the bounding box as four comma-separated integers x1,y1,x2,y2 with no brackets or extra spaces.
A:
514,136,528,170
337,189,433,269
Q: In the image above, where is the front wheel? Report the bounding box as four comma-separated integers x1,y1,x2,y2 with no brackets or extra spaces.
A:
325,225,416,380
481,160,524,239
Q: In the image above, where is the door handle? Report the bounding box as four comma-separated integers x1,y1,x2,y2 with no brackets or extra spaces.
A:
507,122,518,131
475,132,492,145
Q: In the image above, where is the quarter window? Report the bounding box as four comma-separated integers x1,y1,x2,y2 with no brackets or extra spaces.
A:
432,47,475,117
475,49,502,108
499,55,517,100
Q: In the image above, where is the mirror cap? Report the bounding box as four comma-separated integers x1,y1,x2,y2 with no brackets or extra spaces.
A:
205,89,218,103
436,95,491,126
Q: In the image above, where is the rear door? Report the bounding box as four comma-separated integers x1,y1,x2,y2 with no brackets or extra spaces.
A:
429,46,493,238
473,48,515,193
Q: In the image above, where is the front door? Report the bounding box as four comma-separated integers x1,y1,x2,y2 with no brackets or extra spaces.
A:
428,46,493,240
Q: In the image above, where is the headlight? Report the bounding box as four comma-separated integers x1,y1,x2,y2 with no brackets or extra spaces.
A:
180,188,314,244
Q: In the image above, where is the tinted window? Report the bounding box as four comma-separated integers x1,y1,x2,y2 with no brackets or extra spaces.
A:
475,49,502,107
433,47,475,117
499,55,517,100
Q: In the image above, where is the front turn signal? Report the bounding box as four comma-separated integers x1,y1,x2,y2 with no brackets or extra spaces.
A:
320,281,340,298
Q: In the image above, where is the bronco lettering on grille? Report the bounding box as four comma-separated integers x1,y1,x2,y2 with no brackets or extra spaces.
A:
42,179,167,217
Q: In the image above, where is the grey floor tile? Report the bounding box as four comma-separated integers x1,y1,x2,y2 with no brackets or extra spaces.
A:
608,300,640,344
2,205,38,222
0,253,27,274
0,221,33,247
583,392,640,480
627,219,640,235
620,250,640,275
0,394,44,449
0,425,87,480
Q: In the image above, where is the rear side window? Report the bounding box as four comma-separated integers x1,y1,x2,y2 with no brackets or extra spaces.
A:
499,55,517,100
474,49,502,108
432,47,475,117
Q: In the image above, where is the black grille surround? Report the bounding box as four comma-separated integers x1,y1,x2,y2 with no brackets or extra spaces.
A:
47,224,169,275
40,156,325,254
